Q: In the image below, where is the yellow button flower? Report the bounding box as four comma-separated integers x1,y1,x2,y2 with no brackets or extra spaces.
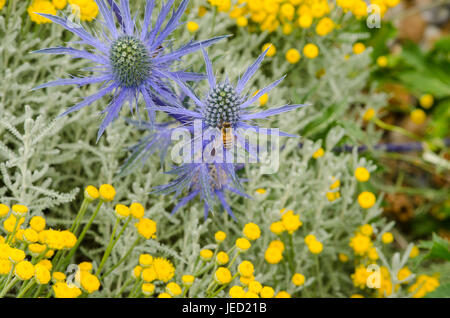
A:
215,231,226,242
35,264,51,285
216,251,229,265
78,262,93,272
285,48,301,64
377,56,388,67
316,17,334,36
303,43,319,59
349,233,372,255
182,274,195,287
52,0,67,10
410,109,426,125
338,253,349,262
135,218,157,240
0,259,12,275
281,210,302,234
270,221,285,235
132,265,142,279
409,245,419,258
298,14,312,28
262,43,276,57
11,204,28,217
292,273,305,286
238,260,254,277
243,223,261,240
229,285,246,298
142,283,155,296
354,167,370,182
381,232,394,244
99,184,116,202
80,272,100,293
268,240,285,252
419,94,434,109
23,228,38,244
187,21,199,33
29,216,46,232
114,204,130,219
130,202,145,219
0,204,9,218
139,254,153,267
264,247,283,264
275,291,291,298
28,0,57,24
304,234,316,245
236,16,248,27
260,286,275,298
166,282,182,296
358,191,376,209
15,260,35,280
308,240,323,254
84,185,99,201
312,147,324,159
215,267,232,284
200,249,213,261
363,108,376,121
152,257,175,282
236,238,251,252
353,42,366,54
52,272,66,283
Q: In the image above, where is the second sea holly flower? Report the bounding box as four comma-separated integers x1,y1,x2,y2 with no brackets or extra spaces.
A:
33,0,227,140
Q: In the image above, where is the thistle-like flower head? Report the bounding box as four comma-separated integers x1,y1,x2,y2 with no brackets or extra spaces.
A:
33,0,227,140
155,162,247,220
158,47,308,159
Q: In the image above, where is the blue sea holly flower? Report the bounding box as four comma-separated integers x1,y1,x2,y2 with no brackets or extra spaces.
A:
157,48,308,161
155,162,248,220
33,0,227,140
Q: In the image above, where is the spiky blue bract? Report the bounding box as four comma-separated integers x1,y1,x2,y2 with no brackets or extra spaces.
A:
154,162,249,220
156,48,309,159
33,0,228,141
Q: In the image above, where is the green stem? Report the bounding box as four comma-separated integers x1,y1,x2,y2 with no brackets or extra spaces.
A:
70,198,90,234
62,201,104,269
110,216,132,249
0,277,18,298
116,277,134,297
227,250,240,269
288,234,295,273
374,118,422,142
209,273,238,298
17,280,35,298
101,237,141,280
96,217,121,276
315,255,323,297
33,284,44,298
6,216,20,245
182,286,191,298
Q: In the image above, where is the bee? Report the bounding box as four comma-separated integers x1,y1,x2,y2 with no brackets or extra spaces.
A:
221,122,234,149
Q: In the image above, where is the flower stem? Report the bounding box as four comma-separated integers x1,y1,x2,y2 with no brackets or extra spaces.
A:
101,237,141,280
315,255,323,297
17,280,36,298
6,217,20,245
70,198,90,234
62,201,104,269
374,118,422,142
96,217,121,276
0,277,18,298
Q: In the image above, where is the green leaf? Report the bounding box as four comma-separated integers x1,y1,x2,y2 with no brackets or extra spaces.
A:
425,283,450,298
420,233,450,261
